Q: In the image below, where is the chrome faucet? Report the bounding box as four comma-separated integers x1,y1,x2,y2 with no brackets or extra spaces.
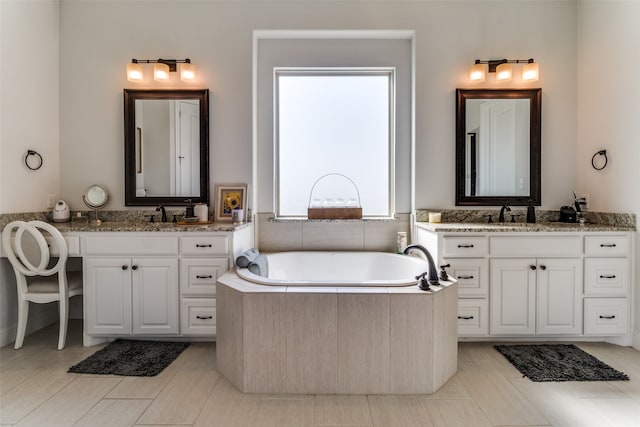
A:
403,244,440,290
156,206,167,223
498,205,511,223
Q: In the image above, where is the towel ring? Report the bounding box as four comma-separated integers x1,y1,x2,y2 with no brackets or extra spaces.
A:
24,150,43,171
591,149,608,170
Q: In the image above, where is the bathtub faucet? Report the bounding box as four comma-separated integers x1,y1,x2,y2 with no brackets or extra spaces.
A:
403,244,440,290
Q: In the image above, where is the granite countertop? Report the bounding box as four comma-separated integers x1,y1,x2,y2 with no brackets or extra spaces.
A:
416,221,635,233
49,221,249,233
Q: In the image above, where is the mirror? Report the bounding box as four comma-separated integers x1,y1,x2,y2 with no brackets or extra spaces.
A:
124,89,209,206
456,88,541,206
83,184,110,225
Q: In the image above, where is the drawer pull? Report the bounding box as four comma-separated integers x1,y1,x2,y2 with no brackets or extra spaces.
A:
196,315,213,320
196,275,213,279
599,315,616,320
457,275,474,280
457,244,474,248
600,243,617,248
599,274,616,279
458,315,474,320
196,244,213,248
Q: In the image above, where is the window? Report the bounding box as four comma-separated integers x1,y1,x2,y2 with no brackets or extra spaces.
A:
275,68,395,217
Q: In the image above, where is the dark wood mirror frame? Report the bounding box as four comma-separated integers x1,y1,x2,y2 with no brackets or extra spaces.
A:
455,88,541,206
124,89,209,206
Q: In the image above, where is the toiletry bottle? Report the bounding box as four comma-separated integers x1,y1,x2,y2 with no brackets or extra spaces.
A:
526,199,536,223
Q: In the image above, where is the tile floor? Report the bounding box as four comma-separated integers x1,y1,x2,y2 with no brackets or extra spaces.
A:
1,321,639,427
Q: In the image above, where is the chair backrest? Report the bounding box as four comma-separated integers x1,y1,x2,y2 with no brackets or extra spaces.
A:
2,220,68,278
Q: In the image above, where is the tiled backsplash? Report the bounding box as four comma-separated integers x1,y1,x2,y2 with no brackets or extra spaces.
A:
256,213,411,252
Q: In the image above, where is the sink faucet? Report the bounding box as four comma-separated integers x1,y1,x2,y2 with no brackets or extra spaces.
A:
498,205,511,223
155,206,167,223
403,244,440,290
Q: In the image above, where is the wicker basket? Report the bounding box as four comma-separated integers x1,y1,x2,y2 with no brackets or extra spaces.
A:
306,173,363,220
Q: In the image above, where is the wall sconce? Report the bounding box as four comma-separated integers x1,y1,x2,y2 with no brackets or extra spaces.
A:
469,58,539,82
126,58,196,82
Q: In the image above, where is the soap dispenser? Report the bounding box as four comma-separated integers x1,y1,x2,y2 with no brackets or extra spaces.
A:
526,199,536,223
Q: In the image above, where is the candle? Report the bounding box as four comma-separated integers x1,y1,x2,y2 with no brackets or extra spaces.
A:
429,212,442,223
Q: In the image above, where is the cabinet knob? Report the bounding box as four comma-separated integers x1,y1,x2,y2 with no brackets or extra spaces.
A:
121,265,128,270
131,265,138,270
540,265,546,270
530,265,537,270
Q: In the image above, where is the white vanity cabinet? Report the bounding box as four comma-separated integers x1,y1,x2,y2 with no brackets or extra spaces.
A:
415,224,633,344
83,235,180,336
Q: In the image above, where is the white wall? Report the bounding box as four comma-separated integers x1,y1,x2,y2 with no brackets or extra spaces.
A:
576,0,640,348
57,0,577,212
0,0,60,213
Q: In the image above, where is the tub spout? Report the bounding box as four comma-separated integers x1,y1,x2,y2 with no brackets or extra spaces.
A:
403,244,440,290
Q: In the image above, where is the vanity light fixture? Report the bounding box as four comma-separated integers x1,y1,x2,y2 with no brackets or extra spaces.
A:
469,58,539,82
126,58,196,82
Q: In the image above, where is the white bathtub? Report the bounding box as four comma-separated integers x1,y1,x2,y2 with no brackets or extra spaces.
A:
235,251,427,287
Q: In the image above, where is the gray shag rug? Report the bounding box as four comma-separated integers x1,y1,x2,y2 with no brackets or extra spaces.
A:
68,339,190,377
495,344,629,382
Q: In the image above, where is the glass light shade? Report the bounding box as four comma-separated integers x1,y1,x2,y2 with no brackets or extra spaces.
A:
522,62,539,81
180,62,196,81
126,63,143,82
495,62,512,81
154,63,170,81
469,63,486,82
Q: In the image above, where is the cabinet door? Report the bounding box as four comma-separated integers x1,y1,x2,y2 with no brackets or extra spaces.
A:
131,258,179,335
490,258,536,335
536,258,582,335
85,258,132,335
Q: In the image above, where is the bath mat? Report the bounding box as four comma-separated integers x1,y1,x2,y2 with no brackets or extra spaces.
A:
68,339,189,377
495,344,629,382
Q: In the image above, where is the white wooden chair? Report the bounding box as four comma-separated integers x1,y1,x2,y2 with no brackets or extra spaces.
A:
2,220,83,350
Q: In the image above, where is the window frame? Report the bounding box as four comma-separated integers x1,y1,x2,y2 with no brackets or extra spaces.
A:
273,67,396,218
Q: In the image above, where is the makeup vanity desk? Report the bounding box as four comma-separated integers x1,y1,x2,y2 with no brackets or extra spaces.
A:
415,221,635,346
2,220,252,347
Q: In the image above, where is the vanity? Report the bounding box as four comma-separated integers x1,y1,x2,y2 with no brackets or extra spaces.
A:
415,220,634,346
0,219,253,347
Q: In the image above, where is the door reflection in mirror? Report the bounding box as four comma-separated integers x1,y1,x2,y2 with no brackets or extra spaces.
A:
465,98,530,197
134,99,200,198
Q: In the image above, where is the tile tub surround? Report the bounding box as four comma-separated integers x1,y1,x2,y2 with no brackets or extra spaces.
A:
216,271,458,394
416,209,636,229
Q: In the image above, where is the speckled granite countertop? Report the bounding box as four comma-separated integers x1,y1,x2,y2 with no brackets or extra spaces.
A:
416,221,634,233
49,221,249,233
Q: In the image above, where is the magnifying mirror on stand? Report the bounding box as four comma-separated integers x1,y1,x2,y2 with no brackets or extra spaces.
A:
82,185,110,225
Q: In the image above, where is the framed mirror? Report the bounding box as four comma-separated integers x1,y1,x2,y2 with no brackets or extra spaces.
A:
124,89,209,206
455,88,541,206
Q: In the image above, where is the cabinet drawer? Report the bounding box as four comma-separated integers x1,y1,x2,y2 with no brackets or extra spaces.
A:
180,236,229,256
457,299,488,336
181,299,216,336
444,258,487,297
489,236,581,257
85,235,178,256
443,237,487,257
584,298,628,335
584,235,630,257
180,258,228,297
47,235,81,256
584,258,629,297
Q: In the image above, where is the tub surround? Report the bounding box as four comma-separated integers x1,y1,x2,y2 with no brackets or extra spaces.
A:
217,270,458,394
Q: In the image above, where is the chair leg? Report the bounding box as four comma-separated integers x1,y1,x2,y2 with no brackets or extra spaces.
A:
58,298,69,350
14,300,29,350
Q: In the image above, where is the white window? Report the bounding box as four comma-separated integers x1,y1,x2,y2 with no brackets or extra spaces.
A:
275,68,395,217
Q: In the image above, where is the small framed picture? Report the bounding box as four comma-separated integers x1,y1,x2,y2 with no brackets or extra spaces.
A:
214,183,247,222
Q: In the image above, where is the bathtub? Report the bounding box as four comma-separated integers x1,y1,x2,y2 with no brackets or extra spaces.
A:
235,251,428,287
